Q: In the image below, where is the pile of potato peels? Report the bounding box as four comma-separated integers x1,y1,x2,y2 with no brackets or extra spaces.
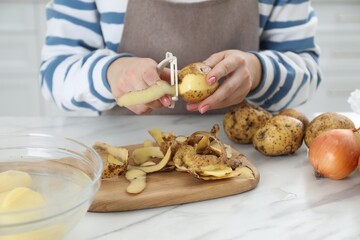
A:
93,124,255,194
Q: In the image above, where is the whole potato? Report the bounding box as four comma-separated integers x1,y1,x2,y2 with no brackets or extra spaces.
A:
278,108,309,130
304,112,355,147
223,102,272,144
252,115,304,156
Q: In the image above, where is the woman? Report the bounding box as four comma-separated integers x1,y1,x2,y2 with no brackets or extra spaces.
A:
40,0,321,115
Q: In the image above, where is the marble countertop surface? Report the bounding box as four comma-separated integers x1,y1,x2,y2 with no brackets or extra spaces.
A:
1,114,359,240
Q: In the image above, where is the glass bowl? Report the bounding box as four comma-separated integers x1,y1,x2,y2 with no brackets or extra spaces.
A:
0,133,103,240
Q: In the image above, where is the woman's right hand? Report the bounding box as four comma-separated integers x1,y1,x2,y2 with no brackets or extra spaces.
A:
107,57,171,114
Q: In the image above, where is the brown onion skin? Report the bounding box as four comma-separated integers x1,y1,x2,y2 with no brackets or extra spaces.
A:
308,129,360,180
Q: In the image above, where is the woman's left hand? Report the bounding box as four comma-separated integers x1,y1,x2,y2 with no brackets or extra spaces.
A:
186,50,262,114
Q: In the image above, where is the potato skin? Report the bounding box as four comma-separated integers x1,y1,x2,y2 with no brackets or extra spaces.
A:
278,108,309,130
178,62,211,80
178,63,218,103
181,88,217,103
252,115,304,156
304,112,355,147
95,150,127,179
223,102,273,144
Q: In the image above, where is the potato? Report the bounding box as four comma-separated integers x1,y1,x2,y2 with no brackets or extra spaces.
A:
178,63,218,103
223,102,273,144
304,112,355,147
116,62,218,107
278,108,309,130
252,115,304,156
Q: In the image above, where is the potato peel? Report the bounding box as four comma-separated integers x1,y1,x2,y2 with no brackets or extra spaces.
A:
132,146,164,165
93,142,128,161
148,128,165,145
125,169,147,194
140,161,156,167
117,80,175,107
200,166,255,180
93,142,129,179
94,124,254,195
128,148,171,173
143,139,154,147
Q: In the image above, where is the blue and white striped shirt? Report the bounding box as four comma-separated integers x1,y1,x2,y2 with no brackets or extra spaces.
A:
40,0,322,113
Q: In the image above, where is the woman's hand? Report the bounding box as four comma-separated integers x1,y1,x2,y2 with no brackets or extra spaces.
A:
186,50,262,114
107,57,171,114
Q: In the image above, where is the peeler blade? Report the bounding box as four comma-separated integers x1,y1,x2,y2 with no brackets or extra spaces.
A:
156,52,179,108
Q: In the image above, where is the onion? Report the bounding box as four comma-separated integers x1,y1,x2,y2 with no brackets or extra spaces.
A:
308,129,360,180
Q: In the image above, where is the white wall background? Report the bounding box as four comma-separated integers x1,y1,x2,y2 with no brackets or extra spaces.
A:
297,0,360,116
0,0,359,117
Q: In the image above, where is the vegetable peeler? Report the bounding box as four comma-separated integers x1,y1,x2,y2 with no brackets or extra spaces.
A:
157,52,179,108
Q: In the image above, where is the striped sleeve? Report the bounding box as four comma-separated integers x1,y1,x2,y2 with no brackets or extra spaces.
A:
247,0,322,112
40,0,131,113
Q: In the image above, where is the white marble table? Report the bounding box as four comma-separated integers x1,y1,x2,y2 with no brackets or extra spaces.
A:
1,114,359,240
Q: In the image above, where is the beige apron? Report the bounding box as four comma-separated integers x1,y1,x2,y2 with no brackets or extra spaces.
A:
106,0,259,115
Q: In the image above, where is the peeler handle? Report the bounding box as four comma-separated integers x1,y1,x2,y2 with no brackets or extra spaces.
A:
156,52,179,108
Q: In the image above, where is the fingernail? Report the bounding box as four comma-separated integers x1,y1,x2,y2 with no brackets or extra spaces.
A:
199,105,210,114
208,76,216,85
161,96,171,106
187,103,198,112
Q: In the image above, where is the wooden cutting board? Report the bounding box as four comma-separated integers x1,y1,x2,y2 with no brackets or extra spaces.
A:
89,144,260,212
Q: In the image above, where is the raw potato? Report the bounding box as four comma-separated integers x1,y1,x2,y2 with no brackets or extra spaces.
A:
178,63,218,103
2,187,47,210
224,102,273,144
252,115,304,156
116,80,175,107
304,112,355,147
0,170,31,193
278,108,309,130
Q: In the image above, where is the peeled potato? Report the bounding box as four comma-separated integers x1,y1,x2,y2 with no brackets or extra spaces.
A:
2,187,47,210
178,63,218,103
0,170,32,193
